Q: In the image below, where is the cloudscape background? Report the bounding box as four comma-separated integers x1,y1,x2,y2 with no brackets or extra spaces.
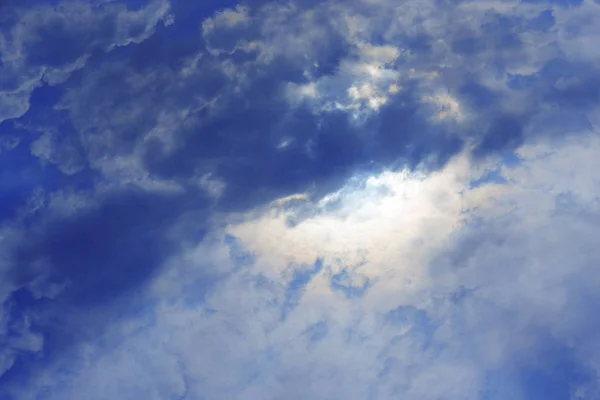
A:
1,0,600,398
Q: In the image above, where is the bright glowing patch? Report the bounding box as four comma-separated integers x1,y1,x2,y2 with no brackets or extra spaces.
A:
226,154,497,301
388,83,401,94
357,43,400,64
271,193,309,206
203,5,249,32
347,83,388,110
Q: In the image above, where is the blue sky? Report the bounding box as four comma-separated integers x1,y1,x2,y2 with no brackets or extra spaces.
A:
1,0,600,398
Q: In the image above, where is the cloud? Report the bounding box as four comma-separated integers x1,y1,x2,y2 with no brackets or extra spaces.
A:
0,0,171,123
17,0,598,202
2,0,600,398
5,132,600,399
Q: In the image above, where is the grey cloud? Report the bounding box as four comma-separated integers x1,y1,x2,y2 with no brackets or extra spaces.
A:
25,0,600,197
0,0,170,124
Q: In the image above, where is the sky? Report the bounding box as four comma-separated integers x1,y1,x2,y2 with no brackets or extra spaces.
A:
1,0,600,398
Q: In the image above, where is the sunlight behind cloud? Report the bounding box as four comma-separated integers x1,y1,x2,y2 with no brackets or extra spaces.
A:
227,154,501,302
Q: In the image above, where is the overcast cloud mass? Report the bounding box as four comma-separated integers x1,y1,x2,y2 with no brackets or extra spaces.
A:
1,0,600,398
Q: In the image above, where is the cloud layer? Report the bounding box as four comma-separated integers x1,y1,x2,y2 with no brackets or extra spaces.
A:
1,0,600,398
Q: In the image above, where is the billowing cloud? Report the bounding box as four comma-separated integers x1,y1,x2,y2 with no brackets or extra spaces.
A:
5,134,600,399
1,0,600,398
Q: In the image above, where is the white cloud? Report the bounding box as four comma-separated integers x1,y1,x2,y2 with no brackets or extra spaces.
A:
11,130,600,398
227,157,471,285
422,91,465,121
30,130,85,175
0,90,33,122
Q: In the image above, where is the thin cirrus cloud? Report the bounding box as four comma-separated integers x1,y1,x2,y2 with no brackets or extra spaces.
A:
1,0,600,399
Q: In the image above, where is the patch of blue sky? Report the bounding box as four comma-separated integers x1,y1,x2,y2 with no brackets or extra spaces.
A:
330,269,371,299
281,259,323,320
